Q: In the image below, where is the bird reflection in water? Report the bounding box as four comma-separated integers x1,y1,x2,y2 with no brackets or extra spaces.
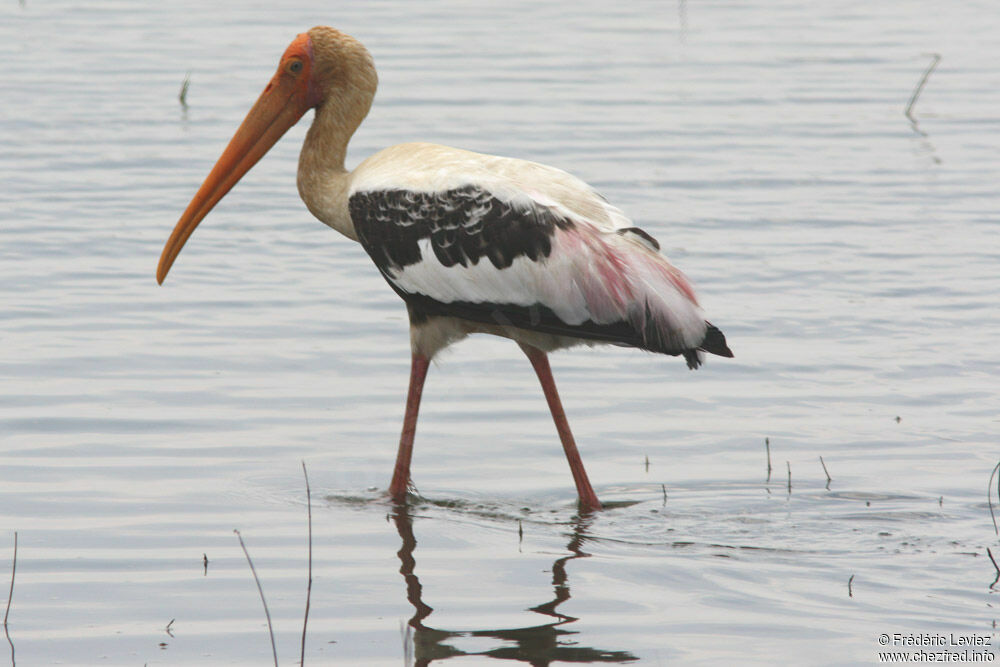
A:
389,503,638,665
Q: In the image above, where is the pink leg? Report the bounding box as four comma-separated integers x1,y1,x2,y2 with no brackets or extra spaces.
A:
389,354,430,501
521,345,602,511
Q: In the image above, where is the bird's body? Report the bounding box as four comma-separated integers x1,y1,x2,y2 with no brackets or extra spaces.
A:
310,141,724,364
157,27,732,511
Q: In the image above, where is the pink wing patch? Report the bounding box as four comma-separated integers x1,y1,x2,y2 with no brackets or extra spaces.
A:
550,223,706,350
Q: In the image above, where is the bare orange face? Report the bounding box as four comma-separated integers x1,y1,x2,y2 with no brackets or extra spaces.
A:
156,33,317,284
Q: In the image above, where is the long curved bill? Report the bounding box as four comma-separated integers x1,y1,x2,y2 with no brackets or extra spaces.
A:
156,39,313,284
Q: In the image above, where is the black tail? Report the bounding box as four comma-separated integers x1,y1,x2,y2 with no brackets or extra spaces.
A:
682,321,734,370
700,322,733,358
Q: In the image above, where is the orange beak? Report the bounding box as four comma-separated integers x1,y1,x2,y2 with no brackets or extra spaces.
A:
157,34,315,284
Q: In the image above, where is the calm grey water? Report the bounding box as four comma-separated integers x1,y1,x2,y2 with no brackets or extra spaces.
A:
2,1,999,664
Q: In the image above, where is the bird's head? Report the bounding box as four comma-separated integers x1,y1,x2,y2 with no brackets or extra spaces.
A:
156,27,376,284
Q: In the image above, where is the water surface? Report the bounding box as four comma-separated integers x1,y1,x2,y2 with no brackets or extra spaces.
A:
2,1,999,664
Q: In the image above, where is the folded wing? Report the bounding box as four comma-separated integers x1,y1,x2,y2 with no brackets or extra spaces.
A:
348,153,731,368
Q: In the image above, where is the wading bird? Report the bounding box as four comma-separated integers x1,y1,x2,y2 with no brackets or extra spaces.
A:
156,27,733,511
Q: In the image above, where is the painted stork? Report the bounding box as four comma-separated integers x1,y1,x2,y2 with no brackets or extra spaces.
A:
156,27,733,511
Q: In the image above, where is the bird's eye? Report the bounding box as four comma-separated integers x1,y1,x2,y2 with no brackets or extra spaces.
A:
288,60,303,74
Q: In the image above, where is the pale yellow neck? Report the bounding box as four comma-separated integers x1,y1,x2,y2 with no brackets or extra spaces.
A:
297,103,359,241
295,31,377,242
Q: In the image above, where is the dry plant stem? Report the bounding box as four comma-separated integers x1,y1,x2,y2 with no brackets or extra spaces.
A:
179,71,190,108
4,532,15,667
905,53,941,120
786,461,792,494
820,456,832,484
234,529,278,667
300,461,313,667
848,574,855,598
400,620,414,666
765,438,772,482
989,461,1000,535
3,532,14,627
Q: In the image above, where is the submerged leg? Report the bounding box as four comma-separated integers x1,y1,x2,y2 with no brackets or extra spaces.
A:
389,353,430,501
520,344,602,511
